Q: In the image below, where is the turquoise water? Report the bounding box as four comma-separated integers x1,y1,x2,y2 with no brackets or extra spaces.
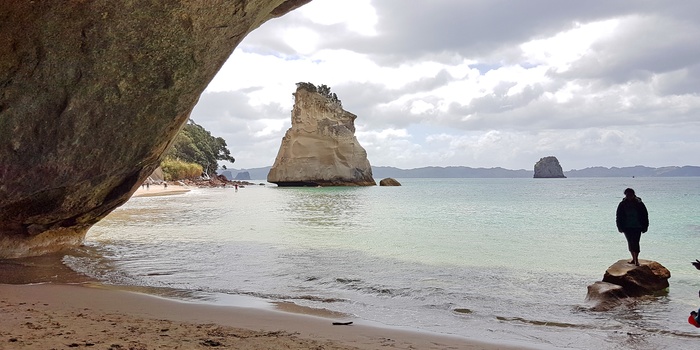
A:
68,178,700,349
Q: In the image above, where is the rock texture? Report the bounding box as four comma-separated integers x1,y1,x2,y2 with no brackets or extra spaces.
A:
379,178,402,186
602,259,670,297
0,0,310,258
267,85,376,186
585,281,629,311
586,259,671,310
533,156,566,178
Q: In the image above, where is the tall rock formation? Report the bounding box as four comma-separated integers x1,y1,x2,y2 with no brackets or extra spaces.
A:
0,1,310,258
267,84,376,186
533,156,566,178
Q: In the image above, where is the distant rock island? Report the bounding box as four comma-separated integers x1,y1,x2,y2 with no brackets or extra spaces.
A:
267,83,376,186
234,171,251,181
533,156,566,178
230,165,700,180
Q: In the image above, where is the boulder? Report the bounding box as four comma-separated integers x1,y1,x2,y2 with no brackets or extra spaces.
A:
267,84,376,186
586,259,670,310
0,0,310,258
602,259,670,297
585,281,629,311
533,156,566,178
379,178,402,186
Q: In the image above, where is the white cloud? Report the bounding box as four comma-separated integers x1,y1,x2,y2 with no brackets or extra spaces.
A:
520,19,619,72
298,0,377,36
282,27,320,55
192,0,700,171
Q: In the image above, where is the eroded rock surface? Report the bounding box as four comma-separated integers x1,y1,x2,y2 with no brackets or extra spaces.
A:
602,259,670,297
267,85,376,186
586,259,671,310
0,0,309,258
585,281,629,311
533,156,566,178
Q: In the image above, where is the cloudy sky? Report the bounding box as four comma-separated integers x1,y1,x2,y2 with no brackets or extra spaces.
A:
190,0,700,171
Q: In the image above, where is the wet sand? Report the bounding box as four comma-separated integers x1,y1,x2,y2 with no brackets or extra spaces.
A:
0,283,526,349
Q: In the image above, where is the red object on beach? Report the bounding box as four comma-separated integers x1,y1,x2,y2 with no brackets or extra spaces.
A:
689,315,700,328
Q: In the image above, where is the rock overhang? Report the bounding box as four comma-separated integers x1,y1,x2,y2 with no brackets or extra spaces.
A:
0,0,311,258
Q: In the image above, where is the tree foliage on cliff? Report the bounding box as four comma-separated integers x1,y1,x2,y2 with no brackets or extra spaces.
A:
296,82,342,106
163,119,235,177
161,159,203,181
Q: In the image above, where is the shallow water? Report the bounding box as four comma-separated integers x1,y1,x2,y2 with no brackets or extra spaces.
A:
66,178,700,349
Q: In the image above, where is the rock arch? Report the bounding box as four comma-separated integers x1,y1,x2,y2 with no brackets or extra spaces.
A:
0,0,310,258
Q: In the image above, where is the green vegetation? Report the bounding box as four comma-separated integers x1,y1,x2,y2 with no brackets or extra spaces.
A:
296,82,342,106
162,119,235,179
161,158,203,181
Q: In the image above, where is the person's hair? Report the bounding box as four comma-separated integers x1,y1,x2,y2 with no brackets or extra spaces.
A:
624,188,635,196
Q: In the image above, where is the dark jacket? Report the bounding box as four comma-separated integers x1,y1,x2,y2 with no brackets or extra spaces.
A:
616,196,649,232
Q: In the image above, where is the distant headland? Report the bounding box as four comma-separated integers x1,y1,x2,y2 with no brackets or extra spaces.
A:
223,165,700,180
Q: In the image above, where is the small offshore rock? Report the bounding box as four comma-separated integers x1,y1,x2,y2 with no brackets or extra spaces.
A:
533,156,566,178
379,178,401,186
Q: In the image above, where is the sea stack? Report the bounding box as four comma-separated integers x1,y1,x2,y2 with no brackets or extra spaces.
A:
267,83,376,186
533,156,566,178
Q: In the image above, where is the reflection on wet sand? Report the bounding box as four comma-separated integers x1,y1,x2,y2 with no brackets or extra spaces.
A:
0,252,95,284
0,246,354,320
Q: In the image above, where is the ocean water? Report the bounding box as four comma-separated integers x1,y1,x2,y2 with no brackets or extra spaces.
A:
65,177,700,349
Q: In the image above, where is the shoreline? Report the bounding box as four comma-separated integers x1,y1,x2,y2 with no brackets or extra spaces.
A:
132,184,191,197
0,282,527,350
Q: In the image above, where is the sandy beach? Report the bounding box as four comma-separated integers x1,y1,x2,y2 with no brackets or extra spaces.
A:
132,184,191,198
0,186,531,349
0,283,526,349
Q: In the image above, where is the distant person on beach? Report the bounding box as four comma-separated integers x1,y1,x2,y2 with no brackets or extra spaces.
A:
616,188,649,266
164,182,168,189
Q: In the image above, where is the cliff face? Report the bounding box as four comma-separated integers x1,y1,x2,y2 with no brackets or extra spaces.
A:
267,87,376,186
0,0,310,258
533,156,566,178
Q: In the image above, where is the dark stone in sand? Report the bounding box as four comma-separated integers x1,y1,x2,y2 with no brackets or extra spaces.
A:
0,0,309,258
453,308,473,314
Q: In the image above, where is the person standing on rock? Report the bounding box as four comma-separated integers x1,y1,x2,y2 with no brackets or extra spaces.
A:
616,188,649,266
